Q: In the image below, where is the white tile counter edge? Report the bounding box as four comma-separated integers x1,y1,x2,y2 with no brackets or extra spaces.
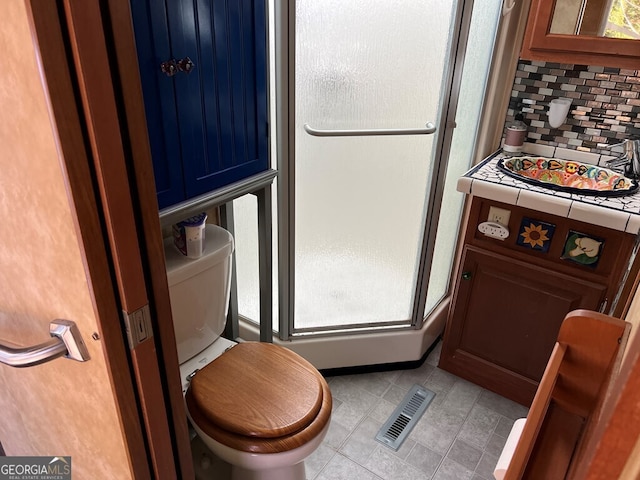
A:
459,145,640,235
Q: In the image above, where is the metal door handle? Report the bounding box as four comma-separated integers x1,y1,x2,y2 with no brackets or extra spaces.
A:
0,320,90,368
303,122,436,137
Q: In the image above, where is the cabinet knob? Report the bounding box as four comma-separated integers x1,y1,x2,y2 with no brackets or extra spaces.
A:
177,57,195,74
160,59,178,77
461,271,472,281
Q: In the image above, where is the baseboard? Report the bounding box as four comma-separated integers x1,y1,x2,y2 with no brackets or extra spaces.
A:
320,335,441,377
239,298,449,370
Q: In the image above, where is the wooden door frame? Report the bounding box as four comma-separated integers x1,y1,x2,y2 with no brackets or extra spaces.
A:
100,0,196,476
26,0,194,478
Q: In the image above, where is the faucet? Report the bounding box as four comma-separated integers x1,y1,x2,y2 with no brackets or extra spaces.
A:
604,139,640,178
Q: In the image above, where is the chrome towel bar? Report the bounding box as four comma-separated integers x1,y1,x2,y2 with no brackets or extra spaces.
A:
0,320,90,368
303,122,436,137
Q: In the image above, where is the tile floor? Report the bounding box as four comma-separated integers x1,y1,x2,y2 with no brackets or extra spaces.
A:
191,340,529,479
305,340,529,480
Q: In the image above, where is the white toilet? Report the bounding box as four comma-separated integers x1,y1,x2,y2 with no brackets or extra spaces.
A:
164,224,331,480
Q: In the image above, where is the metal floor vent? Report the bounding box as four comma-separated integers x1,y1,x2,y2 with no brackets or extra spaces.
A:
375,384,435,451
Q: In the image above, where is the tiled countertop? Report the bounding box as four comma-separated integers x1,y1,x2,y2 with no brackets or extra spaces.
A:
457,143,640,235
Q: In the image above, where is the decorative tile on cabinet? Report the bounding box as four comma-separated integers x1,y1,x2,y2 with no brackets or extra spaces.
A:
561,231,604,268
517,218,555,253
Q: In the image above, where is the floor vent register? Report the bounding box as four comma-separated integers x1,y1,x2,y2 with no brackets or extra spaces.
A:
375,384,435,451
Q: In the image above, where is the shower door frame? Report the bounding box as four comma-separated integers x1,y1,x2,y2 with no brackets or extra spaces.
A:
274,0,478,340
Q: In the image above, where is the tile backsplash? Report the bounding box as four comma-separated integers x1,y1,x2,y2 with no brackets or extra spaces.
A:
505,60,640,153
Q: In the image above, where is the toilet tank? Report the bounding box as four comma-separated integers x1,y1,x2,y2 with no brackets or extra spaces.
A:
164,224,234,364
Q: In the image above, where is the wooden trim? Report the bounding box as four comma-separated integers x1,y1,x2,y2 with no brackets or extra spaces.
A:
102,0,196,477
521,0,640,69
503,311,627,479
579,314,640,479
446,195,473,317
504,342,566,480
555,311,627,417
24,1,150,476
613,252,640,318
521,37,640,70
565,321,630,478
58,1,178,477
62,0,148,310
619,436,640,479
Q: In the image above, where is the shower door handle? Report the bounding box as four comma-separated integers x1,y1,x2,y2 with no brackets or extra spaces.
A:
0,320,90,368
303,122,436,137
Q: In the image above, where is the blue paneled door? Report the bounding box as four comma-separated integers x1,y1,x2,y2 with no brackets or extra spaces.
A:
131,0,269,209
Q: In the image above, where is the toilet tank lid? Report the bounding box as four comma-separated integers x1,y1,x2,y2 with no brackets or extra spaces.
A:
165,224,234,287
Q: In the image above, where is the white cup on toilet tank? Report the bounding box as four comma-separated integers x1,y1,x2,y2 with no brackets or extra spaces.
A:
173,213,208,259
185,224,206,258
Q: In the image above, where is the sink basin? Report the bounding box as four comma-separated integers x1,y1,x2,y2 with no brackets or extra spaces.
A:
498,156,639,197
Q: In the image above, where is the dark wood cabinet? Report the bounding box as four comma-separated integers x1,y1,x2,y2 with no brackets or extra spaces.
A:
522,0,640,69
130,0,269,209
440,197,636,406
442,245,605,405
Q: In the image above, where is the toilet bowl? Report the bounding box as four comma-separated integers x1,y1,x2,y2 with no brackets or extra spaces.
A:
186,342,331,480
165,224,331,480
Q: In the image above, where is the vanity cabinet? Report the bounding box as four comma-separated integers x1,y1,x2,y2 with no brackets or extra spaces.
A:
522,0,640,69
439,197,636,406
130,0,269,209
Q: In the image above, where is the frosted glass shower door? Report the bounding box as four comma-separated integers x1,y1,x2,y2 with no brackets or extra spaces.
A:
294,0,456,330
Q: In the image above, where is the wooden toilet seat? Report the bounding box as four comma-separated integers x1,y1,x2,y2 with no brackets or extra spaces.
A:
185,342,332,454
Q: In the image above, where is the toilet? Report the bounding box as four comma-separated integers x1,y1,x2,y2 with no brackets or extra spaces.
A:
164,224,331,480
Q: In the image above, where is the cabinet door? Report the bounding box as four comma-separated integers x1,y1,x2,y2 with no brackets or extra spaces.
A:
440,246,606,405
131,0,186,208
131,0,269,209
